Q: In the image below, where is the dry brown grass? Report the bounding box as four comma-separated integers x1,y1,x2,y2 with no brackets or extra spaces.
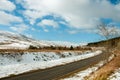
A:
0,49,90,53
85,50,120,80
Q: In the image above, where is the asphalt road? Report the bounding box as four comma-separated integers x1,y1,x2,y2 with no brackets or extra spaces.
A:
1,51,110,80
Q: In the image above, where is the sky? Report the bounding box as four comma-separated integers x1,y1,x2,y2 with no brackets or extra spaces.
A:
0,0,120,43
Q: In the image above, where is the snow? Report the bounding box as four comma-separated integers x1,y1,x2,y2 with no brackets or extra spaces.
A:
0,30,83,49
61,61,106,80
0,42,30,49
108,68,120,80
61,54,114,80
0,50,102,78
39,40,81,47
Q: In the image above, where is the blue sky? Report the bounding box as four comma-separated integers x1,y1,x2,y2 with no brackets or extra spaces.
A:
0,0,120,43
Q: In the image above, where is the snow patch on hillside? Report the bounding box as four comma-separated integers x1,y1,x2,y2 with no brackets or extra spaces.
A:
0,30,84,49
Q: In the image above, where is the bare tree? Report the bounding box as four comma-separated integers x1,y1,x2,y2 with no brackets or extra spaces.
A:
97,22,120,40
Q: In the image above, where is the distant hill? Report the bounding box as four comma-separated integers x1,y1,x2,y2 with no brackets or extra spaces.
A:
0,30,81,49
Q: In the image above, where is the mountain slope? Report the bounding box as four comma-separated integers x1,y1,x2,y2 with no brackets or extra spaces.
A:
0,30,81,49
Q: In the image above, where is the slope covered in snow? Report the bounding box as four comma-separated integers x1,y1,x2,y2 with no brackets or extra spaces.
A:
0,30,81,49
0,30,35,49
0,50,102,78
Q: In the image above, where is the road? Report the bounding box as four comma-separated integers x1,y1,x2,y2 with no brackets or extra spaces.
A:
1,51,111,80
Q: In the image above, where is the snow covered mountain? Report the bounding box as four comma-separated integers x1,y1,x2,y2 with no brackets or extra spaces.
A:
0,30,82,49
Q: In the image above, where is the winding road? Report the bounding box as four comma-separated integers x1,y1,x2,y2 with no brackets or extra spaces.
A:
1,51,110,80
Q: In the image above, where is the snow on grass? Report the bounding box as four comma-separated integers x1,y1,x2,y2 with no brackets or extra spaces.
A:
108,68,120,80
61,61,106,80
61,54,114,80
0,50,102,78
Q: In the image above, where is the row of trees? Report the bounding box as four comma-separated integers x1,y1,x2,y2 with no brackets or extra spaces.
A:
29,45,91,50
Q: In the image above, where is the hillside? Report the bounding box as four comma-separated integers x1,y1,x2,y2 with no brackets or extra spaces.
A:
87,37,120,49
0,30,80,49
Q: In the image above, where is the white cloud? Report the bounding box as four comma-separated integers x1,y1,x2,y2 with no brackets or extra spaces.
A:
44,29,49,32
0,0,16,11
0,11,23,25
38,19,59,28
24,10,48,25
19,0,120,29
68,30,79,34
25,34,32,38
10,24,29,33
31,28,36,31
115,3,120,11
